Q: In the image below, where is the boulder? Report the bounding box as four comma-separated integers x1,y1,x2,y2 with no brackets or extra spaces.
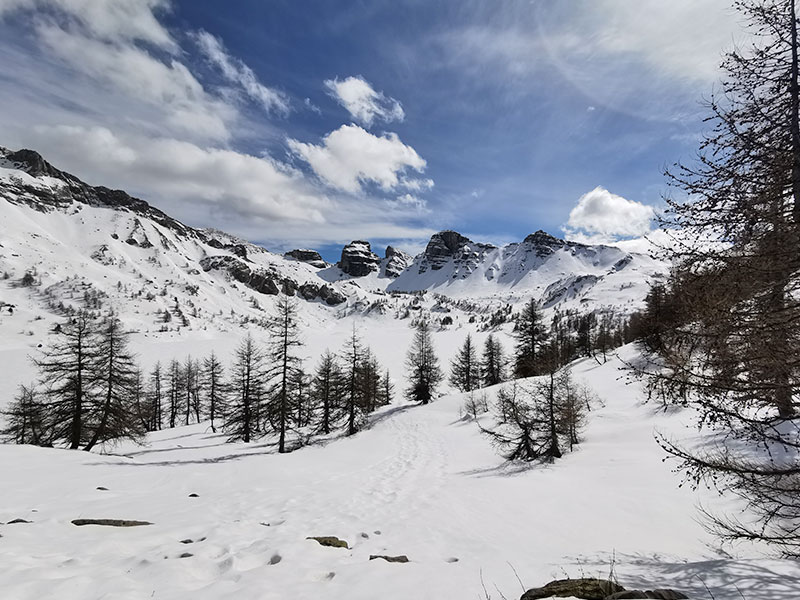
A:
520,578,625,600
369,554,409,563
307,536,349,549
71,519,152,527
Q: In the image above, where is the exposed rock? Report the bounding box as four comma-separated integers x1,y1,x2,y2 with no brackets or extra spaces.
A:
71,519,152,527
418,230,496,273
605,591,688,600
6,149,63,178
297,282,346,305
96,486,109,491
339,240,380,277
384,245,411,278
307,536,349,549
178,552,193,559
520,578,625,600
285,249,326,268
188,493,199,498
369,554,409,563
6,518,31,524
200,256,280,295
207,238,249,260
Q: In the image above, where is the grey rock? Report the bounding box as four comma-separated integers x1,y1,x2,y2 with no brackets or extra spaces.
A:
71,519,152,527
339,240,380,277
285,249,326,268
384,245,411,278
521,578,625,600
369,554,409,563
307,536,349,549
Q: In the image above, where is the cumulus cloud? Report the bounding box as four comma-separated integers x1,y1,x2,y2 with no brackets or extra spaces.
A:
288,124,426,193
324,76,404,127
0,1,436,248
562,186,655,243
29,125,327,223
193,30,290,116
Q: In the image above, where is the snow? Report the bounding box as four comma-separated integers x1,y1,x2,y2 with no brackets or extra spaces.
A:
2,158,799,599
2,345,799,600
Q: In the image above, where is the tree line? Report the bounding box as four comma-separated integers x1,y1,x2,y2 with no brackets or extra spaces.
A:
1,298,393,453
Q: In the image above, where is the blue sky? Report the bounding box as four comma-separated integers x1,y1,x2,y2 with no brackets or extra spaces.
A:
0,0,745,260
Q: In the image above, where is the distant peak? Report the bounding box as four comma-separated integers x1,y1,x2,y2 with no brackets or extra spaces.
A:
6,148,62,178
523,230,565,246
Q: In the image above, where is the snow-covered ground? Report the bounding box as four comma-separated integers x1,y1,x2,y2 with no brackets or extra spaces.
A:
2,344,799,600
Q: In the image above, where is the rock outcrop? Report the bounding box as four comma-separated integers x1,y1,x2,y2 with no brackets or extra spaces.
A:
416,230,496,274
339,240,380,277
285,249,326,268
384,245,411,278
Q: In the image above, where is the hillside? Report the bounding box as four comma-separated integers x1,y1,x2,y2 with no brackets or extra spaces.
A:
1,345,798,600
0,146,665,347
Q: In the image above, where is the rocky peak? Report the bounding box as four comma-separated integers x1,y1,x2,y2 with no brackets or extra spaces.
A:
5,148,64,178
523,230,566,247
338,240,380,277
285,249,326,268
422,230,495,271
384,245,411,278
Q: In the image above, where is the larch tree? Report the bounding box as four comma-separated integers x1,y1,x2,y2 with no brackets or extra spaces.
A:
202,351,226,433
643,0,800,553
312,350,343,435
83,315,143,451
264,297,303,453
33,311,98,449
449,333,480,392
513,299,549,378
481,333,506,387
405,320,443,404
225,333,266,443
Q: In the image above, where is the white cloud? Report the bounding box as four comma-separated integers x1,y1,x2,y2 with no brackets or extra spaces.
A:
35,22,232,141
193,30,290,116
562,186,655,242
288,124,426,193
324,76,404,127
0,1,437,249
436,0,742,119
0,0,177,49
29,125,327,223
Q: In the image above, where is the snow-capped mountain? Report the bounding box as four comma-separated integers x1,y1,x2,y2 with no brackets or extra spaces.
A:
0,146,665,334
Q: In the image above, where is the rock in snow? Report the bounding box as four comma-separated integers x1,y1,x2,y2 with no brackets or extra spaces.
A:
338,240,381,277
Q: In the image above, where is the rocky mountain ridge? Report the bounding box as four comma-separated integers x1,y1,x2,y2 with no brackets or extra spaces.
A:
0,145,665,334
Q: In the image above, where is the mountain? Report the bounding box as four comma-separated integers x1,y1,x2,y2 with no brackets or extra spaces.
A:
0,146,665,336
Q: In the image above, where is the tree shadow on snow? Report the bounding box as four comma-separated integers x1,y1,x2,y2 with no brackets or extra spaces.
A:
576,553,800,600
87,440,281,468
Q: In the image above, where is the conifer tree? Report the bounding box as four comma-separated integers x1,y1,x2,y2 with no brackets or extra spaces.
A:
405,320,443,404
642,0,800,553
1,384,48,445
202,351,226,433
341,327,368,435
449,333,480,392
83,315,143,451
481,333,506,387
312,350,343,435
33,311,98,449
225,333,265,443
264,297,303,452
513,299,549,378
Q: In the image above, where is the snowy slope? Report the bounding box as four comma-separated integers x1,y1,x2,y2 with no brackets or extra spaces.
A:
1,345,797,600
0,146,667,342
